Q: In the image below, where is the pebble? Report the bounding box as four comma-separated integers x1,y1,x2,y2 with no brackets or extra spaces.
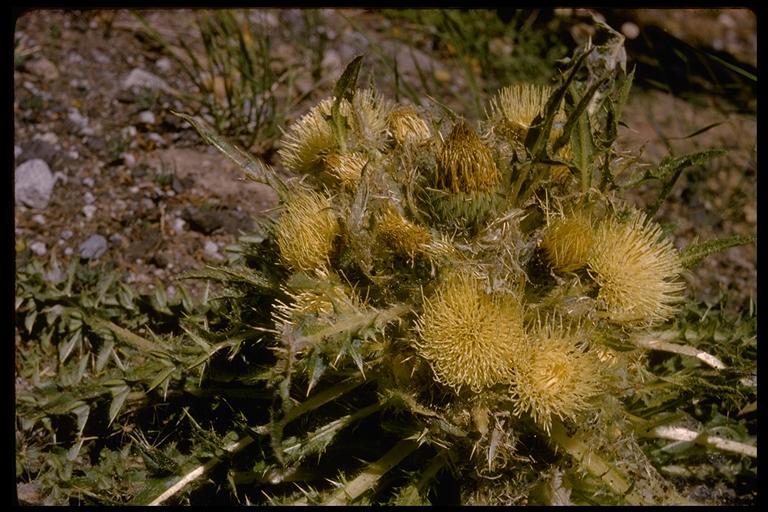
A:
36,132,59,145
78,234,108,260
30,242,47,256
67,149,79,160
82,176,95,187
15,146,22,158
122,153,137,166
92,49,111,64
129,186,140,194
138,110,156,125
172,217,186,234
44,266,65,284
64,247,73,256
84,191,95,205
26,57,60,81
122,68,169,92
15,159,55,209
67,107,90,132
82,204,97,219
203,240,223,260
155,57,172,73
19,139,57,164
32,214,46,224
61,229,74,240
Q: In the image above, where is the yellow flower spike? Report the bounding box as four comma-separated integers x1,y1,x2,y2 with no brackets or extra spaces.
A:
324,152,368,188
487,83,565,144
415,271,526,393
388,106,432,145
376,206,432,260
275,189,339,272
436,120,500,194
540,209,595,273
510,318,604,433
588,210,685,324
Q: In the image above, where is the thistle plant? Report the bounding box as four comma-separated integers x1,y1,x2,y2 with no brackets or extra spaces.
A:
16,21,755,506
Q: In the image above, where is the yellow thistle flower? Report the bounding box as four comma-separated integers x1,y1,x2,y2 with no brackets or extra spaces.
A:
388,106,431,145
436,120,500,194
279,89,391,174
376,206,432,259
415,271,526,393
540,209,595,273
279,98,339,174
352,88,392,145
510,318,604,432
324,152,368,188
587,210,685,324
487,83,565,144
275,189,339,272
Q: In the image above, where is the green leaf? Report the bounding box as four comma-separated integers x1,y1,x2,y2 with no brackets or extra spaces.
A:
72,403,90,435
59,329,82,364
332,55,364,105
680,234,756,269
147,365,176,394
526,48,591,159
646,149,726,217
571,107,596,193
108,385,131,426
552,77,608,155
96,340,115,372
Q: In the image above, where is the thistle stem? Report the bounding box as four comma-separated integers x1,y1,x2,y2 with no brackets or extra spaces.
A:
632,335,726,369
323,439,419,505
641,425,756,458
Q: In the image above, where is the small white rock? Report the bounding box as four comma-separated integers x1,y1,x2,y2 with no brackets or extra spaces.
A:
68,149,79,160
172,218,186,234
15,159,55,209
84,191,95,205
36,132,59,145
32,214,46,224
122,68,169,92
138,110,156,125
83,204,97,219
129,186,140,194
30,241,47,256
621,22,640,40
15,145,22,158
155,57,172,73
121,153,136,166
82,176,95,187
204,240,220,255
61,229,74,240
64,247,73,256
67,108,89,130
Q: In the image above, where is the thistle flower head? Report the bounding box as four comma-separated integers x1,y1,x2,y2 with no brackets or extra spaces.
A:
511,318,604,432
388,106,431,145
279,98,339,174
278,89,391,175
540,209,595,273
436,120,500,194
275,189,339,272
487,83,565,144
415,271,526,392
587,209,685,324
376,206,432,259
324,151,368,188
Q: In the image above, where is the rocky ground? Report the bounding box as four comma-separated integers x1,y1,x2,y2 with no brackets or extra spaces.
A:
14,8,755,310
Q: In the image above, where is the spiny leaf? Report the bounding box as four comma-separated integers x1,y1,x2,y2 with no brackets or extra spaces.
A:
680,235,756,269
108,385,131,427
646,148,726,217
552,77,609,155
526,48,591,159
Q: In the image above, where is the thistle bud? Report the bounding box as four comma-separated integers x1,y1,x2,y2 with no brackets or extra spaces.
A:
324,152,368,188
540,209,595,273
436,120,500,194
587,210,685,324
415,271,526,393
376,206,432,260
275,189,339,272
388,106,431,146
